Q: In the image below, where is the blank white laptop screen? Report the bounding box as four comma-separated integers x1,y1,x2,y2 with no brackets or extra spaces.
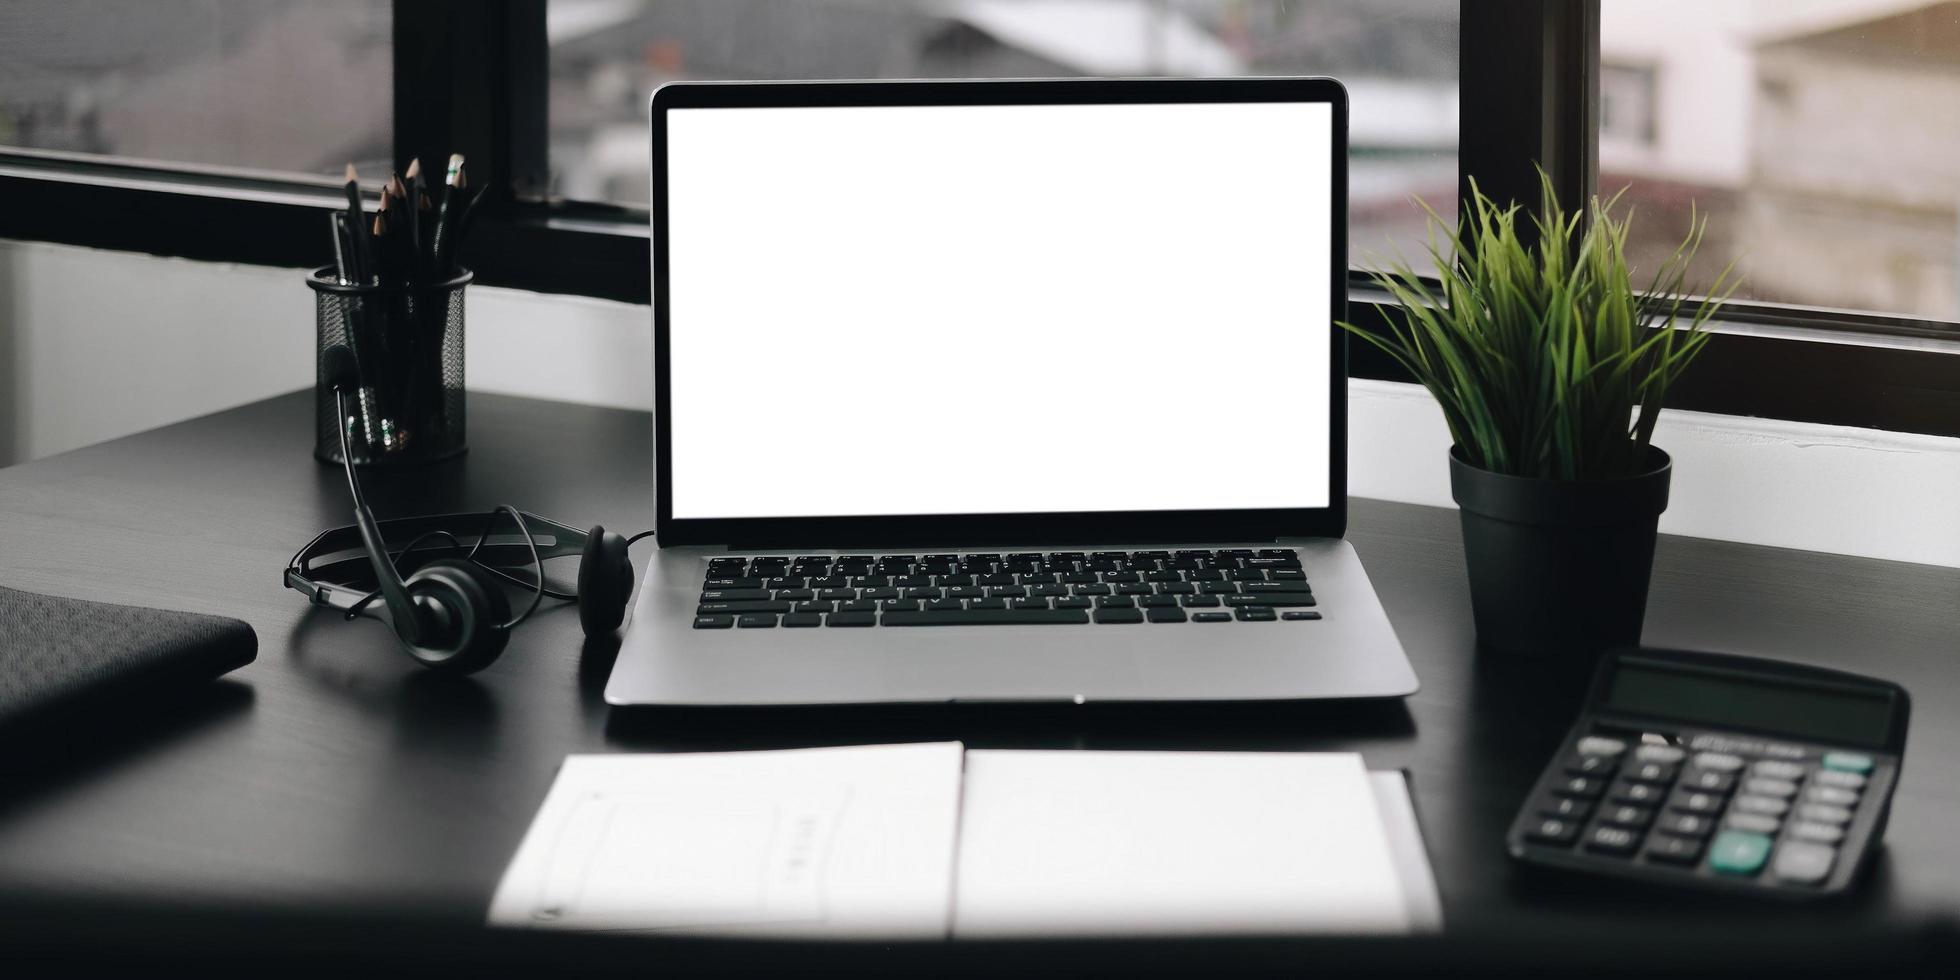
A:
665,100,1333,519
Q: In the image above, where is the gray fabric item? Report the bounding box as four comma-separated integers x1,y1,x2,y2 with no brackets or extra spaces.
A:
0,585,255,729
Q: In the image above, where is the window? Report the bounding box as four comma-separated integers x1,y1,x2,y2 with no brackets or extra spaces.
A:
0,0,392,181
1599,62,1656,146
545,0,1460,269
1600,0,1960,325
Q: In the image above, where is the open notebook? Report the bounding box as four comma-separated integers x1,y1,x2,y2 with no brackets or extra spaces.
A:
487,743,1442,939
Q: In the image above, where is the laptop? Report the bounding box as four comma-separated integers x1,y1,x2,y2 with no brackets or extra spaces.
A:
607,77,1418,706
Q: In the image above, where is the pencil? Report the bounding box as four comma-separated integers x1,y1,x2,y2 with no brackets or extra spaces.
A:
404,158,426,273
431,153,465,277
343,162,373,285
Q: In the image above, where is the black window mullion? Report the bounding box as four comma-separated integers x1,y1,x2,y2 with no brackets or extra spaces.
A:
392,0,546,213
1458,0,1599,230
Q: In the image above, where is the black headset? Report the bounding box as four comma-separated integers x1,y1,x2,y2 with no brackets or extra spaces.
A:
283,346,645,674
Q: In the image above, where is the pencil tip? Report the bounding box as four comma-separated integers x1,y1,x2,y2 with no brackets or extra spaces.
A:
405,158,421,179
344,162,358,183
446,153,465,184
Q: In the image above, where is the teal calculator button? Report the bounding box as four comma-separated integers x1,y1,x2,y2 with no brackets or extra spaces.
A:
1822,752,1874,774
1708,830,1774,875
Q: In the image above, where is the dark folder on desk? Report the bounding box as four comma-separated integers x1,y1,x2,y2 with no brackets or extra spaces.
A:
0,585,256,732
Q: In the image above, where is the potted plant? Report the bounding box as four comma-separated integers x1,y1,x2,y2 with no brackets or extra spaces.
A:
1343,175,1734,656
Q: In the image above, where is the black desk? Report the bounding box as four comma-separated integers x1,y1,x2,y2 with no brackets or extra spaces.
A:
1,391,1955,975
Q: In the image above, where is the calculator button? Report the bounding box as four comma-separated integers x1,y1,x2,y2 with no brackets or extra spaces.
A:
1789,821,1846,844
1601,805,1654,828
1668,790,1725,815
1708,830,1774,875
1583,825,1639,856
1803,785,1859,806
1814,769,1867,790
1553,776,1608,799
1692,752,1746,772
1742,777,1798,798
1563,754,1620,777
1633,744,1686,765
1577,736,1629,757
1771,841,1837,884
1644,834,1704,865
1732,795,1790,817
1679,769,1737,793
1797,803,1854,825
1609,782,1666,807
1539,797,1595,820
1658,812,1716,838
1821,752,1874,775
1723,812,1782,835
1525,817,1582,846
1751,760,1806,781
1626,761,1679,785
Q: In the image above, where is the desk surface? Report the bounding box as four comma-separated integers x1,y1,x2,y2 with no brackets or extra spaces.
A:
1,391,1956,973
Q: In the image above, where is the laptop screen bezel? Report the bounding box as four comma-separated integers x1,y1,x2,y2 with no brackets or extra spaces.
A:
652,78,1349,547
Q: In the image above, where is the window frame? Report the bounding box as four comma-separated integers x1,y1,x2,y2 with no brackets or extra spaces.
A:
2,0,1956,438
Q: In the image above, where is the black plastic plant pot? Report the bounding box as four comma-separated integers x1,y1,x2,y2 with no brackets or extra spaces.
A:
1449,445,1672,658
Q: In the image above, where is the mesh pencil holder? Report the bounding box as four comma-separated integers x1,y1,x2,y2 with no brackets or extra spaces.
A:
309,266,471,467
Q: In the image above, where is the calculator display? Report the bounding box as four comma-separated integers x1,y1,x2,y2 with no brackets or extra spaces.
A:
1605,661,1896,748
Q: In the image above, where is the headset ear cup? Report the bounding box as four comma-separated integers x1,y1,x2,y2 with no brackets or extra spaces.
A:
402,559,510,674
577,526,633,636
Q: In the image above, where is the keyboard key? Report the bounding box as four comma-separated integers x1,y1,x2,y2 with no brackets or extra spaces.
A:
1772,841,1837,884
1583,825,1638,856
1139,594,1179,608
1600,805,1653,828
1103,571,1142,584
696,600,792,615
1009,597,1050,610
781,613,822,627
1743,777,1798,798
1159,582,1196,594
1576,736,1629,757
703,577,764,590
861,587,899,600
925,598,964,611
988,586,1027,598
1609,782,1665,807
1234,607,1277,622
1145,570,1182,583
1626,762,1678,784
817,588,856,601
947,585,984,598
700,589,771,602
1225,594,1316,608
1072,583,1112,596
1668,790,1724,814
1821,752,1873,774
1268,568,1307,581
774,588,815,601
1797,803,1853,825
1280,610,1322,620
1095,596,1135,608
1644,834,1704,865
1180,595,1221,607
736,613,777,628
1724,813,1781,835
838,600,878,613
1030,583,1070,597
1113,582,1151,595
793,601,833,614
1242,581,1313,595
1565,754,1619,777
1094,608,1145,624
936,574,976,587
1657,812,1715,838
693,614,734,629
1055,596,1093,609
1708,830,1773,875
883,608,1090,626
1813,769,1867,790
1540,796,1594,820
1191,612,1231,623
852,575,891,588
1225,569,1266,581
880,599,921,612
1803,785,1858,806
1200,582,1239,595
902,588,942,600
1788,821,1845,844
826,611,877,627
1525,817,1582,846
978,573,1017,586
1146,607,1188,623
970,598,1007,610
1692,752,1746,772
1680,769,1737,793
1733,795,1790,817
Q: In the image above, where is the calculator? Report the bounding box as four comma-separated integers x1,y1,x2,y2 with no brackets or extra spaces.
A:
1507,647,1909,899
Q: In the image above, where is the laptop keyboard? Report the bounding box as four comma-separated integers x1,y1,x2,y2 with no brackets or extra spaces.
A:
693,549,1316,628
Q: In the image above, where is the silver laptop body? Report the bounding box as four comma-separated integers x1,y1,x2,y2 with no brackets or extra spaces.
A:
608,78,1417,706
